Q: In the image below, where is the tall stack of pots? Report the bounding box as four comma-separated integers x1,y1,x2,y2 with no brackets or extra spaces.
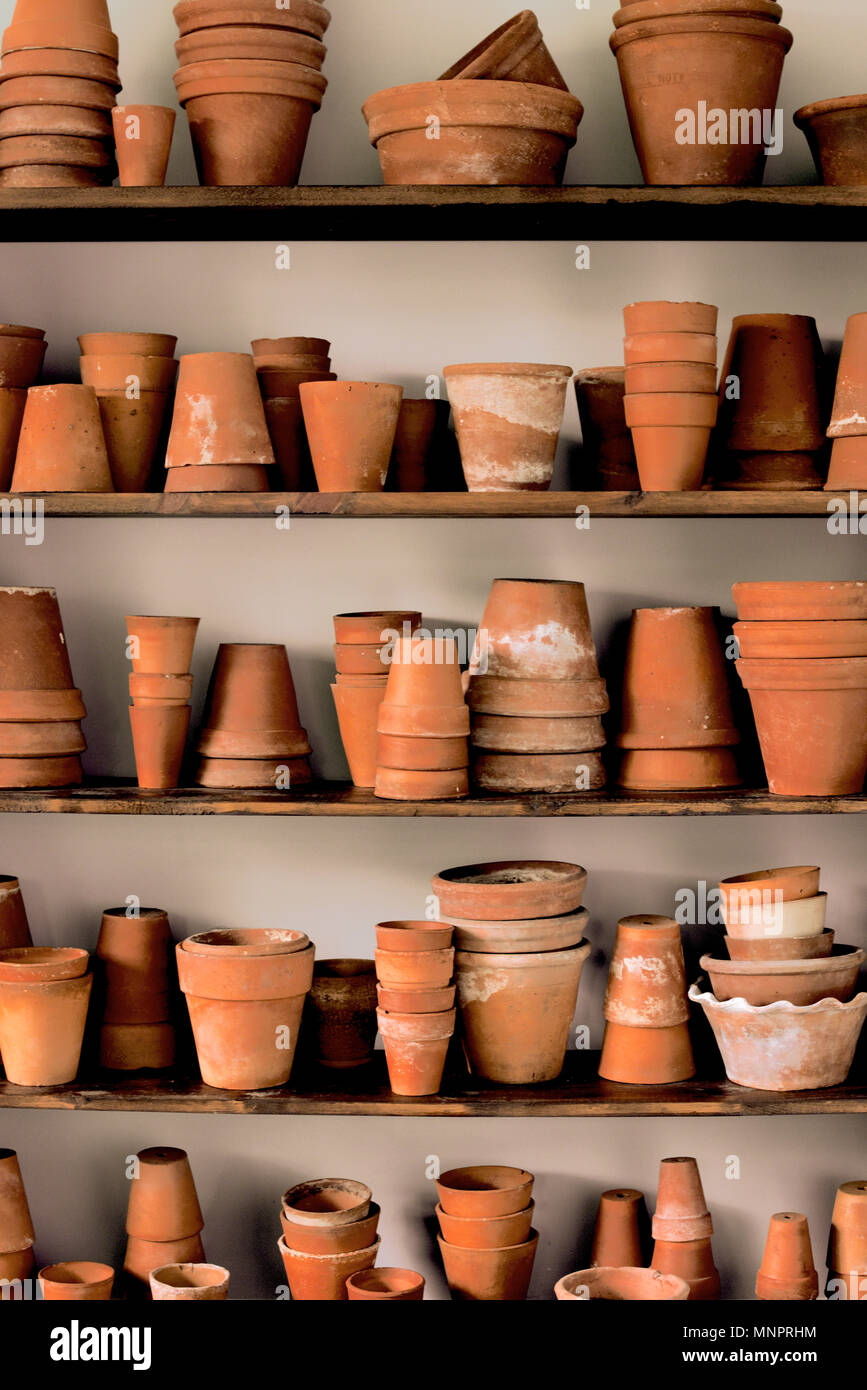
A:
0,323,44,487
436,1164,537,1300
331,610,421,789
79,331,178,492
123,1146,205,1299
195,643,313,790
598,915,695,1084
0,587,86,788
278,1178,380,1300
375,919,456,1095
650,1156,721,1300
375,636,469,800
127,613,199,790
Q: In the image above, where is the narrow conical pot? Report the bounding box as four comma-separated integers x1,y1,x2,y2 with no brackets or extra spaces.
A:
96,907,173,1024
126,1146,203,1242
617,606,740,748
166,353,274,468
444,363,572,492
150,1263,229,1300
717,315,825,451
756,1212,818,1300
603,915,690,1027
827,1181,867,1281
96,389,170,492
300,381,403,491
277,1234,379,1300
653,1157,713,1241
38,1262,114,1302
129,704,190,789
331,682,386,788
376,1006,455,1095
11,384,112,492
111,105,175,186
827,311,867,437
304,959,378,1069
125,615,199,675
438,1230,538,1301
0,1148,35,1252
0,972,92,1085
590,1188,645,1268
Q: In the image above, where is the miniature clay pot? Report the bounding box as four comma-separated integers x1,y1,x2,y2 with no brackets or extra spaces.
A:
827,311,867,438
439,10,567,89
166,352,273,468
96,907,173,1024
432,860,587,921
436,1165,534,1218
617,606,740,748
173,0,331,40
376,982,456,1013
467,674,609,719
795,96,867,186
603,915,689,1028
652,1156,713,1242
722,890,827,939
599,1020,695,1083
129,705,190,790
628,423,713,490
277,1234,379,1301
375,921,453,952
376,732,468,771
617,748,741,790
332,683,386,788
470,712,606,754
651,1238,721,1300
732,581,867,622
0,972,92,1085
280,1202,380,1255
181,77,326,187
374,946,454,988
125,615,199,675
573,367,639,490
470,578,599,681
689,984,867,1090
436,1201,534,1251
376,1006,456,1095
0,388,27,489
11,384,113,492
444,364,572,492
734,620,867,660
443,906,588,955
724,929,834,961
126,1146,203,1242
305,959,378,1069
198,643,306,746
717,315,825,451
756,1213,818,1300
149,1263,229,1300
555,1266,690,1300
38,1262,114,1302
110,104,175,186
388,398,449,491
299,381,403,492
0,1147,35,1253
700,946,863,1007
473,750,606,793
334,611,422,645
0,946,88,982
624,301,718,336
590,1188,645,1269
346,1267,425,1300
0,877,32,951
438,1230,538,1301
282,1178,371,1226
827,1180,867,1280
123,1233,205,1299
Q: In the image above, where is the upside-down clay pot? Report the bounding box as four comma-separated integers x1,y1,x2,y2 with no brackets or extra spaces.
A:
732,581,867,622
470,712,606,754
0,1147,35,1253
717,315,825,451
756,1212,818,1300
277,1234,380,1301
0,585,78,693
443,906,588,955
0,972,92,1085
346,1267,425,1300
466,673,609,719
470,578,599,681
432,860,587,921
126,1146,204,1242
555,1267,690,1300
624,301,718,336
129,705,190,789
599,1020,695,1084
653,1157,713,1242
0,332,45,388
617,606,739,750
618,747,741,790
438,1231,538,1301
444,364,572,492
331,683,386,788
794,96,867,186
38,1262,114,1302
124,1233,206,1300
377,636,469,738
111,105,175,186
166,353,274,469
472,750,606,793
0,877,32,950
827,311,867,439
591,1189,646,1269
95,390,171,492
734,619,867,660
573,368,639,490
376,1007,456,1095
197,644,309,756
299,381,403,492
0,389,27,490
11,384,113,492
304,959,378,1069
439,11,567,89
827,1181,867,1284
125,615,199,675
652,1238,721,1300
603,915,690,1027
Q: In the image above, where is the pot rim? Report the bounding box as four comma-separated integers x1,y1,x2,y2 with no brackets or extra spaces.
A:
437,1228,539,1254
277,1234,380,1263
700,946,863,977
610,13,793,49
455,939,591,968
435,1198,535,1227
736,655,867,688
689,982,867,1014
443,362,573,379
555,1266,691,1299
794,95,867,124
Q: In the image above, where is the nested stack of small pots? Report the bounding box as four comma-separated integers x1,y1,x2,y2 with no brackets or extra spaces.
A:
756,1212,819,1301
300,380,404,492
692,864,867,1092
11,381,113,493
732,580,867,795
374,636,470,801
303,959,378,1071
650,1157,721,1301
825,312,867,490
616,605,742,790
622,301,718,491
444,363,573,493
126,614,199,790
435,1164,537,1301
177,928,315,1091
0,0,119,189
123,1146,205,1300
173,0,330,187
375,919,456,1096
0,874,31,950
433,860,590,1084
598,915,695,1085
467,578,608,792
0,323,44,487
714,314,826,489
164,352,275,492
0,586,86,788
0,946,92,1086
95,906,177,1072
331,610,421,789
573,366,639,491
827,1180,867,1300
0,1148,36,1285
278,1178,380,1301
254,336,334,490
79,331,178,492
195,642,313,790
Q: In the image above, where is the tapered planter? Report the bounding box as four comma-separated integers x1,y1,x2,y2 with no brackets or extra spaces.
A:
277,1234,379,1301
332,682,386,788
653,1157,713,1242
438,1230,538,1300
717,315,825,452
304,959,377,1069
126,1146,204,1242
126,615,199,674
470,578,599,681
346,1267,425,1300
617,607,740,749
299,381,403,491
0,971,91,1085
111,105,175,186
181,77,327,188
756,1213,818,1300
444,364,572,492
794,96,867,185
96,909,173,1024
827,1181,867,1285
603,915,690,1027
0,1147,35,1253
590,1188,645,1269
39,1262,114,1301
129,704,190,789
377,1007,455,1095
573,368,639,490
166,353,274,469
11,384,113,491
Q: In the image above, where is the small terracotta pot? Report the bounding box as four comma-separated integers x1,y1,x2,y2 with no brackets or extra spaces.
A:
334,611,422,645
555,1266,689,1300
0,585,78,691
149,1262,229,1300
280,1203,380,1256
96,906,173,1024
388,398,450,491
437,1165,534,1219
624,301,718,336
432,860,587,921
124,1233,205,1300
443,906,588,955
599,1020,695,1083
625,392,718,429
0,388,27,489
126,1146,204,1242
331,683,385,789
573,367,638,490
717,315,825,452
173,0,331,40
439,11,567,89
377,1006,456,1095
756,1212,818,1300
129,704,190,789
471,578,599,682
376,732,468,771
375,921,453,952
0,333,45,388
827,311,867,438
0,946,88,982
436,1200,534,1250
125,615,198,675
166,353,273,468
0,877,32,951
590,1188,645,1269
282,1178,371,1226
181,78,326,187
277,1234,379,1301
720,864,820,911
346,1266,425,1300
376,982,455,1013
828,1181,867,1280
652,1156,713,1242
700,946,862,1007
444,363,572,492
795,96,867,186
0,972,92,1085
0,1147,35,1253
470,712,606,754
305,959,377,1069
11,384,113,492
629,424,712,490
80,354,178,392
198,643,306,746
651,1238,721,1300
618,606,740,748
618,747,741,790
375,946,454,987
94,389,170,492
379,635,467,713
733,581,867,622
725,929,834,961
603,915,689,1028
439,1230,538,1301
300,381,403,492
39,1262,114,1302
473,750,605,793
109,104,174,186
624,331,716,366
467,673,609,718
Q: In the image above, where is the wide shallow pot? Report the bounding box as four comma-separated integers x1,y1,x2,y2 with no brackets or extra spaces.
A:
437,1164,534,1218
724,929,834,961
280,1202,380,1255
443,905,589,955
617,606,739,748
732,581,867,622
282,1178,371,1227
125,1146,203,1242
305,959,377,1069
699,946,863,1007
346,1266,425,1300
332,682,386,788
149,1263,229,1300
794,95,867,185
0,972,92,1085
38,1262,114,1301
277,1234,379,1301
376,1007,456,1095
436,1200,534,1250
299,381,403,491
432,860,587,921
444,364,572,492
555,1266,690,1300
470,712,606,754
722,891,827,939
438,1230,538,1301
374,946,454,987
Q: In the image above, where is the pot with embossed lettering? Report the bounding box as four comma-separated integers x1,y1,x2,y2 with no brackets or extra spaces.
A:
444,364,572,492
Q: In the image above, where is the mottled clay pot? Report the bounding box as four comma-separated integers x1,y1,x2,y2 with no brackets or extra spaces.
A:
439,11,567,89
827,311,867,439
123,1232,205,1300
625,360,717,395
590,1189,646,1269
795,96,867,186
573,368,639,490
0,585,78,693
624,331,716,366
436,1165,534,1218
444,363,572,492
0,388,27,489
277,1234,379,1301
346,1266,425,1300
717,315,825,452
126,1146,204,1242
334,611,422,645
38,1262,114,1302
555,1266,690,1300
432,860,586,921
11,384,113,491
467,673,609,719
173,0,331,40
376,1007,456,1095
652,1157,713,1242
96,907,173,1024
599,1020,695,1084
603,915,689,1028
618,747,741,790
732,581,867,622
827,1181,867,1282
164,462,270,491
438,1230,538,1301
436,1201,534,1251
827,436,867,490
470,578,599,681
651,1238,721,1300
129,704,191,790
756,1212,818,1300
0,972,92,1085
166,353,273,468
150,1263,229,1300
0,877,32,950
299,381,403,492
111,104,175,185
198,643,308,753
100,1022,176,1071
700,946,862,1007
181,77,326,188
377,732,469,771
305,959,377,1069
617,606,740,749
0,1147,35,1253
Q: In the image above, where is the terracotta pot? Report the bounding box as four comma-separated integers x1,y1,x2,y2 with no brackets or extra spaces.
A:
277,1234,379,1301
126,1146,203,1241
0,1246,34,1282
79,332,177,357
331,683,385,789
625,393,717,430
828,1181,867,1280
125,615,198,675
0,134,115,171
93,389,170,492
282,1178,371,1226
689,984,867,1089
377,732,468,771
0,1148,35,1253
444,363,571,492
624,300,718,336
258,367,335,399
602,915,689,1028
720,864,820,910
173,0,331,39
438,1230,538,1301
826,436,867,490
440,11,567,90
198,643,307,748
336,674,389,688
725,929,834,961
826,311,867,439
470,712,605,755
443,906,588,955
0,388,26,489
346,1267,425,1300
0,72,118,108
610,14,793,185
555,1266,689,1300
456,941,590,1084
613,0,783,20
375,946,454,988
590,1188,645,1269
194,754,311,788
166,352,273,467
0,585,77,692
436,1200,534,1251
473,750,605,793
0,333,44,388
0,877,32,951
756,1212,818,1300
0,689,85,722
717,315,825,451
599,1019,695,1083
263,396,310,489
573,367,639,490
377,706,470,740
375,921,453,952
629,424,712,490
280,1202,380,1255
11,0,112,23
183,929,309,958
0,47,118,86
722,890,827,939
334,611,422,645
333,643,391,676
432,860,587,921
732,581,867,622
363,81,583,186
253,337,331,358
624,331,716,366
96,907,173,1024
149,1262,228,1300
175,24,325,66
0,720,85,756
129,704,190,789
182,83,325,187
651,1238,721,1300
734,619,867,661
305,959,377,1069
652,1156,712,1241
99,1021,176,1071
467,673,609,718
164,462,270,492
618,607,740,749
470,578,599,682
124,1233,205,1299
0,972,92,1085
625,360,717,394
795,96,867,186
0,753,83,788
39,1262,114,1302
255,353,330,372
11,384,112,491
388,399,449,491
376,982,455,1013
618,747,741,790
701,946,862,1007
130,673,193,705
376,1006,455,1095
717,449,826,491
299,381,402,492
379,635,467,716
80,354,178,392
0,946,88,982
436,1165,534,1218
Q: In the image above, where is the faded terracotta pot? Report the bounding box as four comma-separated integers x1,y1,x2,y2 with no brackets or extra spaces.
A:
720,863,820,910
722,888,828,938
0,332,45,388
443,905,588,955
125,615,199,674
555,1266,689,1300
305,959,378,1069
39,1262,114,1302
473,750,605,793
79,332,177,357
376,982,455,1013
96,907,173,1024
94,389,170,492
0,972,92,1085
603,915,689,1028
717,315,825,452
331,683,386,789
618,747,741,790
470,578,599,681
827,1181,867,1282
432,860,586,921
732,581,867,622
467,673,609,718
166,353,273,469
0,164,112,188
590,1188,645,1269
444,363,571,492
440,11,567,89
573,367,639,490
470,712,606,754
129,704,190,789
377,1006,455,1095
388,399,450,491
281,1201,380,1255
701,946,862,1007
173,0,331,40
0,877,32,951
0,388,27,489
652,1238,721,1300
375,946,454,988
378,635,467,720
198,643,308,754
734,619,867,660
149,1263,229,1300
124,1232,205,1300
618,606,740,748
282,1178,371,1226
194,755,311,789
0,1147,35,1253
438,1230,538,1301
277,1234,379,1301
346,1266,425,1300
299,381,403,492
0,134,115,170
756,1212,818,1300
436,1200,534,1251
0,946,88,983
436,1165,534,1219
725,929,834,961
795,96,867,186
11,384,113,492
126,1146,204,1242
653,1157,713,1242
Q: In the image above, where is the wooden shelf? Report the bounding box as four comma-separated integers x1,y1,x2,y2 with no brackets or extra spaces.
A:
1,781,864,817
2,185,867,242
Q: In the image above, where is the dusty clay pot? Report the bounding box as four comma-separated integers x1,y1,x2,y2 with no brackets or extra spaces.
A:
282,1178,371,1226
432,860,586,921
599,1019,695,1083
756,1212,818,1300
624,391,717,491
299,381,402,492
700,946,863,1007
280,1202,380,1255
470,712,605,754
149,1262,229,1300
652,1156,712,1241
130,673,193,704
0,972,92,1085
253,337,331,358
590,1188,645,1269
827,1181,867,1281
827,311,867,439
444,364,571,492
376,982,456,1013
110,104,175,186
332,683,386,788
263,396,312,489
0,134,115,170
0,719,84,756
717,315,825,451
472,750,605,793
443,906,588,955
0,585,78,692
198,643,307,752
0,1247,35,1282
277,1234,379,1302
652,1237,721,1300
346,1266,425,1300
126,1146,204,1242
304,959,378,1069
388,399,450,491
439,11,567,90
129,704,190,789
436,1165,534,1218
11,384,113,491
438,1230,538,1301
173,0,331,40
0,946,88,982
795,96,867,186
603,915,689,1028
617,606,740,748
166,352,273,468
96,907,173,1024
375,946,454,988
436,1201,534,1251
0,877,32,951
734,619,867,660
0,1147,35,1253
376,1006,456,1095
39,1262,114,1302
123,1233,205,1300
378,635,467,723
724,929,834,961
181,75,326,187
555,1266,690,1300
573,367,639,490
0,388,27,489
470,578,599,681
467,673,609,719
732,581,867,622
125,615,199,674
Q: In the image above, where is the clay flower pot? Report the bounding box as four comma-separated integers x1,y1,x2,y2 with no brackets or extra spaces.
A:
95,389,171,492
100,1022,176,1072
375,765,469,800
0,877,32,951
470,578,599,681
590,1188,646,1269
624,331,716,366
603,915,690,1027
795,96,867,185
617,747,741,791
377,732,469,771
111,105,175,186
599,1019,695,1084
652,1157,713,1242
720,864,820,911
166,353,274,469
282,1178,371,1226
388,399,450,491
436,1201,534,1251
724,930,834,962
39,1262,114,1302
756,1212,818,1301
253,337,331,359
0,972,92,1085
467,673,610,719
0,332,45,388
624,301,718,336
625,361,717,395
150,1263,229,1300
305,959,378,1069
689,983,867,1090
437,1165,534,1218
455,941,590,1084
701,946,862,1007
732,581,867,622
0,585,79,694
826,436,867,490
125,615,199,674
376,982,455,1013
346,1267,425,1300
197,643,309,758
129,705,191,789
652,1237,721,1300
375,921,453,952
432,860,587,921
555,1266,690,1300
0,1247,34,1281
363,81,583,186
123,1233,205,1300
624,391,717,491
281,1203,380,1256
443,906,588,955
377,1006,456,1095
96,907,173,1024
377,636,469,739
573,367,639,490
444,363,571,492
617,606,740,749
126,1146,203,1242
0,388,27,490
722,887,828,938
180,72,327,187
470,712,606,755
79,332,177,357
173,0,331,40
472,749,606,793
80,354,178,392
334,611,422,645
610,14,793,186
827,311,867,439
299,381,403,492
130,673,194,706
439,1230,538,1301
717,315,825,452
263,397,308,489
734,619,867,660
277,1234,379,1301
439,11,567,89
827,1181,867,1283
0,946,88,982
0,1148,35,1253
331,682,386,788
11,384,113,491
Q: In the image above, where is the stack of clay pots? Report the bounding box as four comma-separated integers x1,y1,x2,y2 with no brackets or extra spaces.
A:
331,610,421,789
434,860,590,1083
375,636,469,801
195,643,313,790
715,315,826,489
590,1187,648,1268
0,586,86,788
573,367,639,491
11,383,113,492
599,915,695,1085
0,946,92,1085
173,0,330,187
623,302,718,491
304,960,378,1071
364,13,583,187
555,1267,689,1300
0,874,31,950
79,331,178,492
300,381,403,492
444,364,572,492
610,2,793,186
149,1263,229,1301
436,1165,537,1301
650,1157,720,1301
177,928,315,1090
756,1212,818,1301
165,352,275,492
716,864,832,962
825,313,867,491
0,1148,35,1287
278,1178,380,1301
467,579,608,792
95,906,177,1072
127,614,199,790
827,1180,867,1300
254,336,334,490
732,580,867,795
388,398,453,491
375,919,456,1096
616,605,742,790
123,1146,205,1299
0,0,119,189
0,323,44,487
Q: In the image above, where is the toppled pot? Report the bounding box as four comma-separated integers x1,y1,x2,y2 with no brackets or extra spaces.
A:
440,11,568,89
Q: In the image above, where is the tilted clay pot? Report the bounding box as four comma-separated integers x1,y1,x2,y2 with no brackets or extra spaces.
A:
388,399,450,492
277,1234,379,1301
443,906,588,955
304,959,378,1069
124,1233,205,1300
700,947,863,1007
0,972,92,1085
332,683,386,788
173,0,331,40
96,907,173,1024
0,388,27,489
573,368,639,491
599,1020,695,1084
180,75,327,188
618,747,741,790
455,941,590,1084
617,606,740,748
795,97,867,186
377,1007,456,1095
717,315,825,451
624,301,718,336
126,1146,204,1242
470,712,606,754
166,353,274,468
590,1188,646,1269
149,1262,229,1301
827,312,867,438
467,673,609,719
125,615,199,674
470,578,600,682
472,750,606,793
38,1262,114,1302
0,1148,35,1253
79,332,177,357
436,1200,534,1251
732,580,867,622
0,332,45,388
689,984,867,1090
95,389,170,492
282,1178,371,1226
436,1165,534,1218
0,585,78,692
346,1267,425,1301
652,1238,721,1300
0,947,88,982
555,1266,689,1300
11,384,113,491
300,381,403,492
724,929,834,961
653,1157,713,1242
734,619,867,660
0,877,32,950
111,105,175,186
374,946,454,987
376,982,455,1013
280,1202,380,1255
438,1230,538,1301
827,1181,867,1282
432,860,587,921
603,915,689,1028
444,364,572,492
198,643,307,750
129,704,191,789
756,1212,818,1300
439,11,567,90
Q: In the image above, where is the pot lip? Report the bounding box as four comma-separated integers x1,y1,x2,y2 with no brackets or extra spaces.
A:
455,938,591,967
443,905,590,930
375,1005,457,1029
437,10,537,78
149,1262,229,1291
182,928,310,955
434,859,588,890
689,982,867,1014
438,1163,533,1194
277,1234,380,1263
794,95,867,124
281,1177,372,1219
555,1266,691,1299
700,946,863,976
437,1228,539,1254
574,365,625,382
720,865,819,889
281,1199,381,1230
735,655,867,687
610,13,793,47
435,1198,535,1225
443,362,574,379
